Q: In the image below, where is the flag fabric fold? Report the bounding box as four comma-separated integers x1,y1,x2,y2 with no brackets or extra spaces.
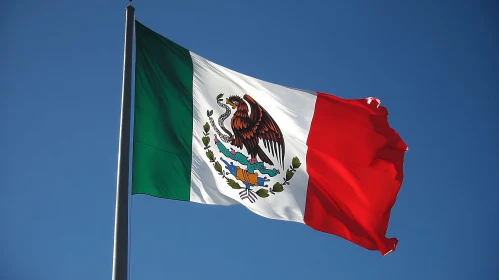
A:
132,20,408,255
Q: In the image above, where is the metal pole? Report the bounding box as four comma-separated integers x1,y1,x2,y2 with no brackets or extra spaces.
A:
112,3,134,280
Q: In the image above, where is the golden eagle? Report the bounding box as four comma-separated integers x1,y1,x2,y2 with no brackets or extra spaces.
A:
226,94,285,167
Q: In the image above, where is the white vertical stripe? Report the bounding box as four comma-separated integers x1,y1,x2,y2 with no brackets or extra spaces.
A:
190,51,317,223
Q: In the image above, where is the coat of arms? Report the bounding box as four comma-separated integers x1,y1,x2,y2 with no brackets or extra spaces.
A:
202,93,301,203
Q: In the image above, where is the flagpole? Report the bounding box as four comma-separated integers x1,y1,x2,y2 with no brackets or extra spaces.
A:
112,2,134,280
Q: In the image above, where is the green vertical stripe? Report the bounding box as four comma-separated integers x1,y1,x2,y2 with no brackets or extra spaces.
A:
132,20,193,201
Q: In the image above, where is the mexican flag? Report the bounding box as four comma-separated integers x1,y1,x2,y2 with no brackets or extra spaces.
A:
132,20,408,256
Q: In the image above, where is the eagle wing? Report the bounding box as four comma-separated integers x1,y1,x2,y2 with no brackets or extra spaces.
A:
230,109,256,151
243,94,285,166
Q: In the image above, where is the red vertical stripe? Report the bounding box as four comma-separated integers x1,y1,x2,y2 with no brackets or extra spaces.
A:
304,92,407,255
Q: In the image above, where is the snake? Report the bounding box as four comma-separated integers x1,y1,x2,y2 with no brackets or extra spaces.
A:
209,98,233,143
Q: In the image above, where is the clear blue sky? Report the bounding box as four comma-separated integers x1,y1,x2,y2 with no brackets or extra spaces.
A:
2,0,498,279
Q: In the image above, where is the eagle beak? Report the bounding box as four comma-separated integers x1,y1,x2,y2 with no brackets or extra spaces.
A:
226,98,236,109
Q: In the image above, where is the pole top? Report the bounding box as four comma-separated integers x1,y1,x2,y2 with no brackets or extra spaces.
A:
126,0,134,10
